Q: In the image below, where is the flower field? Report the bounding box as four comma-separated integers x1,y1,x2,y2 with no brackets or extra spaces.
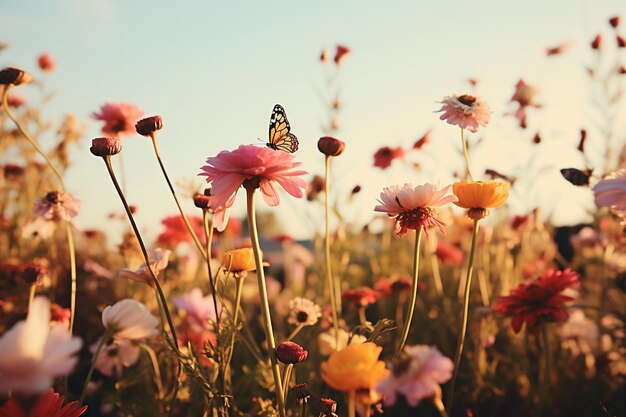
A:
0,9,625,417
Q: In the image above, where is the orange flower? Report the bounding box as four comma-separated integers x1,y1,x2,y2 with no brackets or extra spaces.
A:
222,248,257,276
452,180,510,220
321,342,389,392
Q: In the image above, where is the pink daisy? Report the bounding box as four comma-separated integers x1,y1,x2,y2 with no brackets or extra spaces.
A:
92,102,144,137
436,94,491,133
199,144,307,208
374,183,458,236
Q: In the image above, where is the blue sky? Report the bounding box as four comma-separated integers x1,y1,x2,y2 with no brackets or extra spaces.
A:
2,1,625,240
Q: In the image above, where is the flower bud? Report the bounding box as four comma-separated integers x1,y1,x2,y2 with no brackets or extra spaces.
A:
591,34,602,49
317,136,346,157
0,67,32,86
90,137,121,157
193,193,211,209
37,53,55,72
291,383,310,401
617,35,626,48
135,115,163,137
275,341,308,364
609,16,620,28
320,398,337,415
23,264,47,285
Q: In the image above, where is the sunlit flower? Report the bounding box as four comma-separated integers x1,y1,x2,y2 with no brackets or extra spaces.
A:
92,102,144,137
222,248,258,277
334,45,351,65
592,169,626,224
102,299,159,341
288,297,322,327
377,345,453,407
37,53,55,72
343,287,382,308
0,297,82,394
318,136,346,157
436,241,464,265
90,136,122,157
91,337,140,377
321,342,389,392
192,189,231,232
318,328,367,355
32,191,80,222
157,214,205,246
118,248,171,287
0,388,87,417
436,94,490,132
453,180,510,220
510,79,541,128
374,183,458,236
373,146,405,169
493,269,580,334
172,287,217,332
135,115,163,137
199,144,307,208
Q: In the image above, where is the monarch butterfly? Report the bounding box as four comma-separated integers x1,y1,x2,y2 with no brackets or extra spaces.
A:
266,104,299,153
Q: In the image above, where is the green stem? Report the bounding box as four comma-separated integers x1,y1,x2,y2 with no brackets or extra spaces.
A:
538,326,551,416
151,135,208,260
101,156,179,349
65,221,77,335
245,188,286,417
202,210,220,328
460,128,474,181
79,333,110,404
324,155,340,347
396,229,423,356
446,219,480,413
1,86,65,191
226,277,246,366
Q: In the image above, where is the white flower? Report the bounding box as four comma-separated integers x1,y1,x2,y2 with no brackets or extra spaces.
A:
91,338,140,377
0,297,82,394
119,248,171,286
318,328,367,356
288,297,321,327
102,299,159,341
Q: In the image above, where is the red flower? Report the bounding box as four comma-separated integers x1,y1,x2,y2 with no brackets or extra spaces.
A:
492,269,580,334
157,214,204,246
334,45,351,65
0,388,87,417
37,53,55,72
413,130,430,150
92,102,144,137
435,241,464,266
373,146,405,169
343,287,382,308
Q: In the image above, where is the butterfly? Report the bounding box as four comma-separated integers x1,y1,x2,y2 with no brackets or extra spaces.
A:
266,104,299,153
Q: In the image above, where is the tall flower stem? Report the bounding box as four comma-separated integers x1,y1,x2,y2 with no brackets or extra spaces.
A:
282,363,294,405
65,221,78,334
324,155,341,346
27,283,36,312
202,211,220,326
245,187,286,417
101,156,179,348
151,134,208,261
460,128,474,181
396,229,423,356
79,332,111,404
428,234,444,297
138,342,165,400
286,323,305,342
446,219,480,413
347,390,356,417
538,326,552,416
1,86,65,191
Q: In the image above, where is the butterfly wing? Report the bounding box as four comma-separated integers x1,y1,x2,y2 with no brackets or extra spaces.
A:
267,104,299,153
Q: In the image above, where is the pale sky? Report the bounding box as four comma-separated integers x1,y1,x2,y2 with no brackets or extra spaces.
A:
1,1,625,241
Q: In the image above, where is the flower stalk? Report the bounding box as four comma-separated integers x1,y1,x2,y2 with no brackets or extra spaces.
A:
396,229,423,356
324,155,341,346
538,326,552,416
79,331,111,404
460,128,474,181
65,221,77,334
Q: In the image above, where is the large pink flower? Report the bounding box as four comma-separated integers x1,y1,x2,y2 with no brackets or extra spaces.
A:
374,183,458,236
199,144,307,208
92,102,144,137
592,169,626,223
436,94,491,132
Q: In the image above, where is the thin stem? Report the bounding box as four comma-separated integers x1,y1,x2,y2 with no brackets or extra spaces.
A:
433,395,450,417
1,86,65,191
324,155,340,347
138,342,165,399
460,128,474,181
65,221,77,334
358,307,367,326
300,400,308,417
245,188,286,417
282,363,294,406
347,390,356,417
538,326,552,417
80,333,110,404
286,323,305,342
202,211,220,327
101,156,179,349
151,135,208,260
429,234,444,297
226,277,246,366
446,219,480,414
396,229,423,356
27,284,36,312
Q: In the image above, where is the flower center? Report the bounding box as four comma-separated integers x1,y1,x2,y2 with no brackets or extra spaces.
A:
458,94,476,106
296,311,309,323
45,191,61,204
396,207,435,231
392,354,412,376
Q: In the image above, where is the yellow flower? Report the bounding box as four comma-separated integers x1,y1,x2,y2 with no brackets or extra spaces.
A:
321,342,389,392
222,248,257,274
452,180,510,220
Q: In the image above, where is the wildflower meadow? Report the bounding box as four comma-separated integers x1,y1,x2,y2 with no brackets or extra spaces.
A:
0,3,625,417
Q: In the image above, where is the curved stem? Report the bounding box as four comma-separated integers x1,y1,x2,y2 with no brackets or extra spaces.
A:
396,229,423,356
138,342,165,399
80,333,110,404
65,221,77,334
324,155,340,347
151,135,208,260
245,188,286,417
460,128,474,181
1,86,65,191
286,323,305,342
446,219,480,414
101,156,179,349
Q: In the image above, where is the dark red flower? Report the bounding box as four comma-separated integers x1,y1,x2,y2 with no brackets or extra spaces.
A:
334,45,351,65
373,146,405,169
492,269,580,334
609,16,620,28
276,341,308,364
617,35,626,48
0,388,87,417
413,130,431,150
591,34,602,49
307,175,325,201
343,287,382,308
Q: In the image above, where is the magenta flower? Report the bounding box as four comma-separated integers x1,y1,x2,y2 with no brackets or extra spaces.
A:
374,183,458,236
377,345,453,407
436,94,491,132
32,191,80,222
172,287,218,333
199,144,307,208
592,169,626,223
92,102,144,137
